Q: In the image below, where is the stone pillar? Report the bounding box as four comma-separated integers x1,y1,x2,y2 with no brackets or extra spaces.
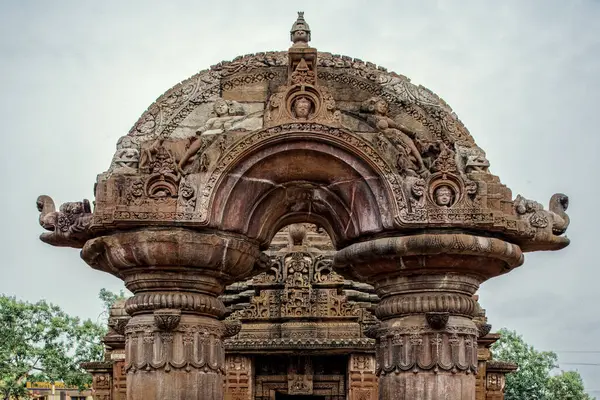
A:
81,362,113,400
81,229,262,400
104,300,129,400
82,300,130,400
224,355,253,400
348,353,378,400
334,234,524,400
485,361,517,399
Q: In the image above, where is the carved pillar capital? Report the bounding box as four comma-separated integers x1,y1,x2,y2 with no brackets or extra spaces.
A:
82,229,262,400
333,233,523,400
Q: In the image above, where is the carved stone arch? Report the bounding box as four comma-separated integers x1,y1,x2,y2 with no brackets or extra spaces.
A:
204,123,402,248
40,14,571,400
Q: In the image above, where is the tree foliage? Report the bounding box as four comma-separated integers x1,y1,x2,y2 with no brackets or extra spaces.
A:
98,288,127,322
0,294,107,400
492,328,593,400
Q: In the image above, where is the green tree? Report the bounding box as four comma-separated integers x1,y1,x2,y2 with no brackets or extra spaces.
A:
548,371,593,400
0,295,106,400
98,288,127,322
492,328,593,400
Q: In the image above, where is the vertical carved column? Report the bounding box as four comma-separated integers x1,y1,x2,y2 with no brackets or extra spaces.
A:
83,301,129,400
224,355,253,400
105,300,129,400
485,362,517,400
348,354,378,400
112,360,127,400
374,275,479,399
334,234,524,400
82,229,262,400
81,362,113,400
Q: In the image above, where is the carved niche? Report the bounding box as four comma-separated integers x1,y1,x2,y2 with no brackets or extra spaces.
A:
264,20,341,128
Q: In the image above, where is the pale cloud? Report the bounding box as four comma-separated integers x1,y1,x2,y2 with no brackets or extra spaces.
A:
1,0,598,392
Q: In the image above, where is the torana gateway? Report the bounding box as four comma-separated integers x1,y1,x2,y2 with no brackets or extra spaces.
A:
38,13,570,400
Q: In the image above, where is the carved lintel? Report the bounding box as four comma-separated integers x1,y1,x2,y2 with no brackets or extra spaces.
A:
153,309,181,331
425,312,449,330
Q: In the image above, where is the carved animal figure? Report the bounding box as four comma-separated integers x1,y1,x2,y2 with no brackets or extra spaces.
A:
36,195,93,248
514,193,570,239
37,195,57,230
549,193,570,235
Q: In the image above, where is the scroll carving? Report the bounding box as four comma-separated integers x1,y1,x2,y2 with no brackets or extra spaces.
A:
426,312,449,330
153,309,181,331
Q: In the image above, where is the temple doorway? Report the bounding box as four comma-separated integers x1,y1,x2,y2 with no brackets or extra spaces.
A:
253,355,347,400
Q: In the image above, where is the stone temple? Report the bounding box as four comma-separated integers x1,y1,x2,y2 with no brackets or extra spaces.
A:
39,12,570,400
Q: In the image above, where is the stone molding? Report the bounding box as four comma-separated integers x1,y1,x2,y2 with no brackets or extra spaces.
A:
376,293,478,320
375,325,478,375
125,321,226,374
125,292,227,318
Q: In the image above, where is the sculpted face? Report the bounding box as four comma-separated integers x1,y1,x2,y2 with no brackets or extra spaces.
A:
119,137,133,149
293,29,308,42
214,100,229,116
375,100,388,115
293,97,312,120
434,186,453,207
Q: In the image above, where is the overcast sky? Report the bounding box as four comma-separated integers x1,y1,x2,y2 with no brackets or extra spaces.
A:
1,0,599,392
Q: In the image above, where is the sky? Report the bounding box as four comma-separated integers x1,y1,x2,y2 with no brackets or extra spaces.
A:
1,0,599,392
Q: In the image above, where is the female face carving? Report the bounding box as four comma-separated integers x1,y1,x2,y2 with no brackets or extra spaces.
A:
214,100,229,116
375,100,388,115
434,185,454,207
293,97,312,120
118,136,133,149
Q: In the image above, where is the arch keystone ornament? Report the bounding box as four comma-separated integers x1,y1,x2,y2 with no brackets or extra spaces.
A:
38,12,570,400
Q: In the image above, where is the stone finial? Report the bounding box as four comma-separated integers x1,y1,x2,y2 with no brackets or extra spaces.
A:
290,11,311,46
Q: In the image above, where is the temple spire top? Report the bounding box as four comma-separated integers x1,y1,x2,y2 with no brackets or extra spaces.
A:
290,11,311,47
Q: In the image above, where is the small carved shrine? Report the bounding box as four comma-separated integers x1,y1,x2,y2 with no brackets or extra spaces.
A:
41,12,570,400
222,224,378,399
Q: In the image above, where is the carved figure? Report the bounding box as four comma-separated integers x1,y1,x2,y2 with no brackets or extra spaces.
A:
110,136,140,174
549,193,570,235
179,178,197,209
514,193,570,236
455,144,490,174
361,97,427,176
178,99,259,172
198,99,247,136
139,138,177,175
36,195,93,248
292,96,313,120
434,185,454,207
